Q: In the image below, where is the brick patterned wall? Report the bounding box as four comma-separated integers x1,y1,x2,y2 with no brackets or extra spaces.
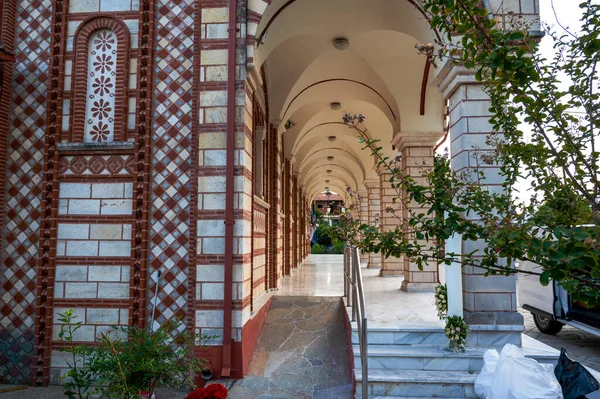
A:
194,1,253,346
0,0,52,384
146,0,195,330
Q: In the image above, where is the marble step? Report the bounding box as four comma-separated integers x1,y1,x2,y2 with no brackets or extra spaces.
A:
355,369,478,398
353,344,558,372
369,397,472,399
351,325,448,346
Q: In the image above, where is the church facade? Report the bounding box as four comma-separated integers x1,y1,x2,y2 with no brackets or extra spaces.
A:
0,0,539,385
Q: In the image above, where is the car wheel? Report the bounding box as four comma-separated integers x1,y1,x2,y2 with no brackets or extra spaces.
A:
532,313,564,335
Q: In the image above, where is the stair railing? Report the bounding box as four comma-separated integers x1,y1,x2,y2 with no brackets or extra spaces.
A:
344,245,368,398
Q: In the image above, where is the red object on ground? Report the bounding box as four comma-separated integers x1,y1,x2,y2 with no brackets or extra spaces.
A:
184,383,228,399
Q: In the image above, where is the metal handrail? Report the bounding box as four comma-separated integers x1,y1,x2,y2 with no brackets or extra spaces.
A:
344,246,368,398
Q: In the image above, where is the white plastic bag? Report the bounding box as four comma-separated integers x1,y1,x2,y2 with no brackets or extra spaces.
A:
475,348,500,398
478,344,563,399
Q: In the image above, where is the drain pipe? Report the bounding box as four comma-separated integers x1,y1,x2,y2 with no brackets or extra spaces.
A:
222,0,238,378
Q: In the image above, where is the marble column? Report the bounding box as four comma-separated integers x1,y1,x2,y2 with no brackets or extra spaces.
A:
437,66,523,345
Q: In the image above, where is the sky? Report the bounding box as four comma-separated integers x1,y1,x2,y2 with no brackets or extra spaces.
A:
539,0,583,50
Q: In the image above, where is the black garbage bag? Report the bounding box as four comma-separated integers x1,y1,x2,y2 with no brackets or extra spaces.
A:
554,348,600,399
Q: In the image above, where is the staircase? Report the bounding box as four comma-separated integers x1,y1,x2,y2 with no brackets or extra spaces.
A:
351,322,559,398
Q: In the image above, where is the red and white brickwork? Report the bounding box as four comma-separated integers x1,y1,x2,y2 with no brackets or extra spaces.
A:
0,0,534,386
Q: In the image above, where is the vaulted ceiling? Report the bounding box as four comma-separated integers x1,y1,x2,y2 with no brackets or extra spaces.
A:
253,0,446,201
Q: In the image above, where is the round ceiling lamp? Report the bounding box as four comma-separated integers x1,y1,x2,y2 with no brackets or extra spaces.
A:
328,136,337,142
332,37,350,51
330,102,342,110
327,156,334,161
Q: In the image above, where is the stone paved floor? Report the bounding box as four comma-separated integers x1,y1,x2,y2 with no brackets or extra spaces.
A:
214,296,353,399
521,307,600,372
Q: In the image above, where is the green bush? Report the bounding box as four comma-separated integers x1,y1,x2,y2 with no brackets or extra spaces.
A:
57,310,214,399
311,244,325,254
315,224,332,247
331,239,345,254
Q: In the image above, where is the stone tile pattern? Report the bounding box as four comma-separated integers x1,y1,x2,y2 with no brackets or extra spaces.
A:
147,0,195,328
213,296,353,399
0,0,52,384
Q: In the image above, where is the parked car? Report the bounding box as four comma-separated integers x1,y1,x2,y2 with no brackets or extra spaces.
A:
517,260,600,336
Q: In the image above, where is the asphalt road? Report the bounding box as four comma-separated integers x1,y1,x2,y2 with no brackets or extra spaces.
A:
521,308,600,373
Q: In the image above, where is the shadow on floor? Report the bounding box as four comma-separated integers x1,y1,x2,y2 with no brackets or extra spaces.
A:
216,296,353,399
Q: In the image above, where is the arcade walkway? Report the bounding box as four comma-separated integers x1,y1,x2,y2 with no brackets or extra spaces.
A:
277,254,442,328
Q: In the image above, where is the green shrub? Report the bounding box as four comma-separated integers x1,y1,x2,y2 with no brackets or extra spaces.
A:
57,310,214,399
311,244,325,254
331,239,345,254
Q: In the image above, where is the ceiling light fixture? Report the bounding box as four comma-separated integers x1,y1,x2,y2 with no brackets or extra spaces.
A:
328,136,337,142
332,37,350,51
326,170,332,174
327,156,334,161
325,180,330,183
330,102,341,110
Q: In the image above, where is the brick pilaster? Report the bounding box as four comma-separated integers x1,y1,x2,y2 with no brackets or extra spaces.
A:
364,180,382,269
393,132,443,291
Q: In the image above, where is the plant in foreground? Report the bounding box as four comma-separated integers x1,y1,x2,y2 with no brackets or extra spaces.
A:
445,315,469,352
434,284,448,320
58,310,215,399
184,383,228,399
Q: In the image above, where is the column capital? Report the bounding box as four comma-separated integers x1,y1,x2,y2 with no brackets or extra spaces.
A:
255,126,266,141
432,62,478,100
363,179,380,189
392,131,445,153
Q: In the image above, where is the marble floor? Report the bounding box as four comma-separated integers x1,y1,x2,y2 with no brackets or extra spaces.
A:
277,254,442,328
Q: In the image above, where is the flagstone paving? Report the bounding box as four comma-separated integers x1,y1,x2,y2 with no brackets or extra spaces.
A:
213,296,353,399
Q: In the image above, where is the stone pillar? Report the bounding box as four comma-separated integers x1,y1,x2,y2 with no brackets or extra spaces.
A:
438,67,523,344
393,132,443,291
283,158,291,276
266,124,283,289
254,127,266,198
292,173,299,269
357,190,369,264
364,180,381,269
378,171,404,276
